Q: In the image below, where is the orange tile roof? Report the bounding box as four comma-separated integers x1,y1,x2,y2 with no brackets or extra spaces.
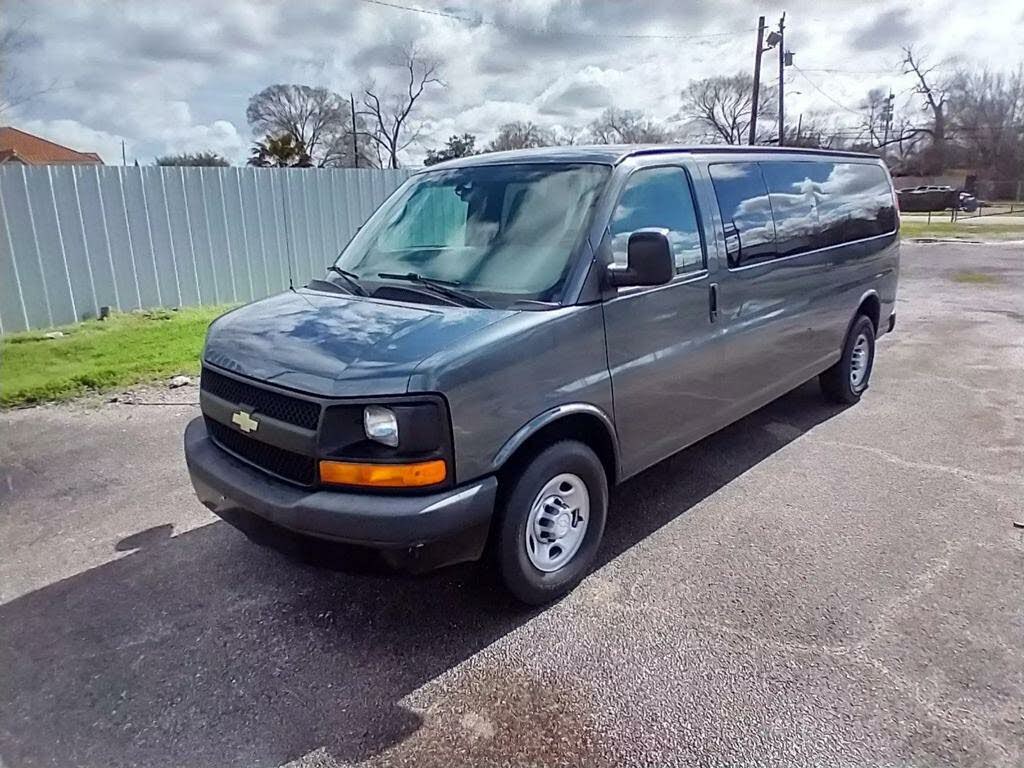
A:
0,126,103,165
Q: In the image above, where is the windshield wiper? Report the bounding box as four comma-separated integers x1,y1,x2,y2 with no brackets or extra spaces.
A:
377,272,492,309
326,265,367,296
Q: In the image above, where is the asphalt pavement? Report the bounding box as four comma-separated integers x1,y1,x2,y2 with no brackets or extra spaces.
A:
1,241,1022,767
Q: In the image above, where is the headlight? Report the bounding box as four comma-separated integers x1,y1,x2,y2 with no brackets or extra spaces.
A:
363,405,399,447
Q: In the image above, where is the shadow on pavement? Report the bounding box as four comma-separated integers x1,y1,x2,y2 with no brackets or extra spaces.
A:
0,381,845,768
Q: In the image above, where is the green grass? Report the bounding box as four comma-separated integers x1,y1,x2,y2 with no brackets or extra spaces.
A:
900,220,1024,241
0,306,234,407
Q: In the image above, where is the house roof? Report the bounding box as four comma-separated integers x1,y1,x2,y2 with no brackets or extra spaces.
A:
0,126,103,165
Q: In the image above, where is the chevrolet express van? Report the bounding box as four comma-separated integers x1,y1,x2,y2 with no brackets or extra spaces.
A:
185,145,899,604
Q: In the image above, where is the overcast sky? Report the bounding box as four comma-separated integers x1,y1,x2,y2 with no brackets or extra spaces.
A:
5,0,1023,165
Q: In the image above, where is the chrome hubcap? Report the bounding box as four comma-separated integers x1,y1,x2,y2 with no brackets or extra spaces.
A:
850,332,871,389
525,473,589,573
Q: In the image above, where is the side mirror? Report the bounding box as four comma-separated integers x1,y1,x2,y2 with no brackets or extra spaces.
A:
606,228,674,288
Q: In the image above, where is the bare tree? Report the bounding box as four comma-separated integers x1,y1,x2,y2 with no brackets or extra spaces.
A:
680,73,776,144
855,87,892,148
486,121,554,152
946,65,1024,180
901,46,952,173
782,114,849,149
588,108,671,144
361,47,444,169
245,84,350,167
550,125,586,146
0,18,56,115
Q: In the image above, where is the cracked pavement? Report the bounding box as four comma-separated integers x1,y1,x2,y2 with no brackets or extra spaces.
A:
1,241,1022,767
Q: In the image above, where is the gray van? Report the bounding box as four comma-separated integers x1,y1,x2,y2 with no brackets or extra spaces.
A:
184,145,899,604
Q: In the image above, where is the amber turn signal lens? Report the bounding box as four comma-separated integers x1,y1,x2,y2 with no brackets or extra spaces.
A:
319,459,447,488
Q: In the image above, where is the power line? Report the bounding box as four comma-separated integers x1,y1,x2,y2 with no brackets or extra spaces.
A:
791,64,863,115
355,0,755,42
798,68,897,76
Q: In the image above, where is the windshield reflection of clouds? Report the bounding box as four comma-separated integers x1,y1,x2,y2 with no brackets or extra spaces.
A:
336,164,609,304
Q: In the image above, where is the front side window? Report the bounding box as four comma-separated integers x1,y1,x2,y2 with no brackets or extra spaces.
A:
335,163,610,307
609,167,705,274
708,162,776,268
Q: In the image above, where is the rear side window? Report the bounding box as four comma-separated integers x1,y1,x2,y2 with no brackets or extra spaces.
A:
609,167,705,274
708,163,776,268
816,163,897,246
711,160,896,267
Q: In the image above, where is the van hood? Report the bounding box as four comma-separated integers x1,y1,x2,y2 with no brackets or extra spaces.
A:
203,290,513,396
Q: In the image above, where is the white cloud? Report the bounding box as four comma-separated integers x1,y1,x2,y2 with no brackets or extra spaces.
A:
5,0,1024,166
17,118,129,165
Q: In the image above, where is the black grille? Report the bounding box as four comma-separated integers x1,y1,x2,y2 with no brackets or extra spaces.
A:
206,417,317,486
201,368,320,431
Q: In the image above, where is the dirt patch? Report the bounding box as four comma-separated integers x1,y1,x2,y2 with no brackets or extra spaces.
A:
951,270,1003,285
371,666,612,767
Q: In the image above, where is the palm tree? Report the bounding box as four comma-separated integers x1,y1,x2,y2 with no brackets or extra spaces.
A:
247,134,313,168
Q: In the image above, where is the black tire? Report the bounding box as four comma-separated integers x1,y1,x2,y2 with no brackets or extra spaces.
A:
820,314,876,404
495,440,608,605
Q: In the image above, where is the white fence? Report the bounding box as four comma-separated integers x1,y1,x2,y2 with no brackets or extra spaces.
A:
0,165,412,333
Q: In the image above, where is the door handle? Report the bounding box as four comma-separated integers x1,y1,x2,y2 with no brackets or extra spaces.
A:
708,282,719,322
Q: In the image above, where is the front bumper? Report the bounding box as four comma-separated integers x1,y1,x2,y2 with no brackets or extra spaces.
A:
184,417,497,568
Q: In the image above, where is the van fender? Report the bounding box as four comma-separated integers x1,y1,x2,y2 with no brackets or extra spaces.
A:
852,288,882,335
490,403,620,479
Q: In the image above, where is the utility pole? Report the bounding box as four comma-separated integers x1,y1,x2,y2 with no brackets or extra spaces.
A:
121,139,127,166
881,90,895,147
749,15,766,145
350,92,359,168
777,12,786,146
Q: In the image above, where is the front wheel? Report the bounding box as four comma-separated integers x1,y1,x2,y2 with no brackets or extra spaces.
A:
820,314,876,404
495,440,608,605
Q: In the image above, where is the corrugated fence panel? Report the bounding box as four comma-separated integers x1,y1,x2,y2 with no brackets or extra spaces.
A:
0,165,411,332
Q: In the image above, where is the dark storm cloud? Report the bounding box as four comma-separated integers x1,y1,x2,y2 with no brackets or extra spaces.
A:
466,0,748,83
849,8,917,51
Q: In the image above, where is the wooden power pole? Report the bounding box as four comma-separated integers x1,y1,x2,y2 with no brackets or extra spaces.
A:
749,15,766,145
777,12,786,146
350,92,359,168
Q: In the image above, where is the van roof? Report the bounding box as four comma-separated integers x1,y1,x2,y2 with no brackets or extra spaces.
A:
422,144,883,171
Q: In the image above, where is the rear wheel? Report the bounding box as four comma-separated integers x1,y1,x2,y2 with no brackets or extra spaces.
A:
495,440,608,605
820,314,876,404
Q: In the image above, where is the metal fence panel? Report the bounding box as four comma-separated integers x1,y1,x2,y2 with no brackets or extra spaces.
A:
0,165,411,333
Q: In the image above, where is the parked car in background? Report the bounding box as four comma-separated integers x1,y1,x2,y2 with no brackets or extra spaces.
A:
958,191,979,212
897,185,958,212
185,145,900,604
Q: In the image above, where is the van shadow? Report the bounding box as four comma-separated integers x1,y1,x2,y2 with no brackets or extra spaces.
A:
0,382,844,768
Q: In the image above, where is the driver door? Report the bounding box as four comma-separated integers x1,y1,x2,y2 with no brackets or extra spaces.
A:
602,164,723,478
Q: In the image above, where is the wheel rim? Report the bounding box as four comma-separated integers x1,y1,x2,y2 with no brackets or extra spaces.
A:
850,332,871,389
524,473,590,573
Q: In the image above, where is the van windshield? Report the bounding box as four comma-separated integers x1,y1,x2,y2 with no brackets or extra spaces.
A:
333,163,610,307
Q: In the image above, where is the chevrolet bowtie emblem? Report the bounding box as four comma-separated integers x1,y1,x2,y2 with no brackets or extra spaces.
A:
231,410,259,433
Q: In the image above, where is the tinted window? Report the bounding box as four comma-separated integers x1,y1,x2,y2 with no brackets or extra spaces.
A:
816,163,897,246
708,163,776,267
610,167,705,274
760,162,828,257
